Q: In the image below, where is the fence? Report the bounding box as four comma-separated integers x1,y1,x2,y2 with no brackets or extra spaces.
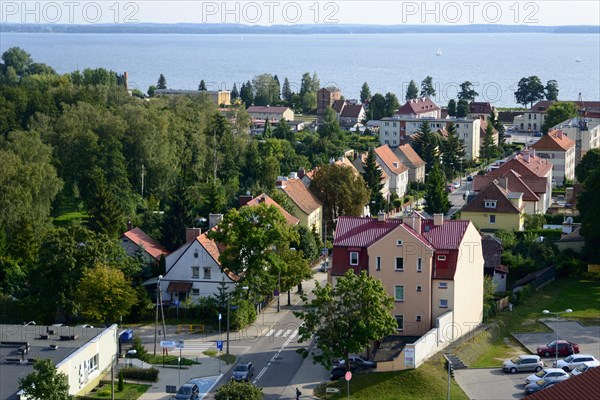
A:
176,325,204,334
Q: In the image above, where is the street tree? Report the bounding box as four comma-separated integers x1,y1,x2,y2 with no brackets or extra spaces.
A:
447,99,457,117
309,163,370,233
420,76,436,97
575,148,600,183
360,82,371,104
411,120,440,174
480,122,499,164
542,101,578,133
294,269,397,370
215,381,263,400
545,79,559,101
157,73,167,89
456,99,468,118
424,162,452,215
362,148,386,214
74,264,137,326
577,165,600,262
19,358,72,400
458,81,478,101
406,80,419,100
441,122,466,180
514,76,545,107
293,225,320,262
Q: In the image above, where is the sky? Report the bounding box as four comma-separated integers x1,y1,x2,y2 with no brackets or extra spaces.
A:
2,1,600,26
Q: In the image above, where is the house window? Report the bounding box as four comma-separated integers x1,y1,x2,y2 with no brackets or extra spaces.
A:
395,315,404,331
437,255,446,261
417,258,422,272
394,285,404,301
395,257,404,271
416,285,422,292
439,282,448,289
191,266,200,278
203,267,211,279
376,256,381,271
393,140,397,145
416,315,422,322
440,299,448,308
192,288,200,296
350,252,359,265
396,240,403,246
485,201,497,208
490,215,496,224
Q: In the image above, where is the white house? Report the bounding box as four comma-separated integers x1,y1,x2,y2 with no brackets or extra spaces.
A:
374,144,409,198
530,130,576,186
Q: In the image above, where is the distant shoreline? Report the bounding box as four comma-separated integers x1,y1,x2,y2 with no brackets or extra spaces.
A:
2,23,599,35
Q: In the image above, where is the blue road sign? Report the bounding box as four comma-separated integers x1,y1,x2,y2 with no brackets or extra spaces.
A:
216,340,223,350
173,300,180,307
230,305,239,310
274,289,279,296
218,313,222,320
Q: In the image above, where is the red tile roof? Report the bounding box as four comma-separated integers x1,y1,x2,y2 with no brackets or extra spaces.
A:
397,97,440,115
420,220,470,250
473,171,540,201
334,217,402,247
394,144,425,167
244,193,300,226
280,178,323,215
123,228,169,260
494,151,553,178
197,231,240,282
374,145,408,175
247,105,291,114
461,181,524,214
531,130,575,152
526,364,600,400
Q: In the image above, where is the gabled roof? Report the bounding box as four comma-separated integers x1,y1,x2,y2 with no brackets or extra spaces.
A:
461,181,523,214
318,86,340,94
528,100,554,112
247,105,291,114
469,102,494,114
519,176,548,193
279,178,323,215
526,359,600,400
393,144,426,167
244,193,300,226
531,130,575,151
397,97,440,115
334,157,360,175
340,104,365,118
197,231,240,282
123,228,169,260
473,171,540,201
481,234,502,270
494,151,552,178
332,99,345,113
420,220,470,250
374,145,408,175
334,217,402,247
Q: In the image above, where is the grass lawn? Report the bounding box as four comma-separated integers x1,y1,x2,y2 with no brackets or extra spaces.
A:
315,356,468,400
455,278,600,368
54,209,89,226
144,355,198,366
85,382,149,399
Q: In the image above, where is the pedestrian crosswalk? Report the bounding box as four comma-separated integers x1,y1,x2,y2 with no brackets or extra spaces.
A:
178,341,214,352
265,328,299,339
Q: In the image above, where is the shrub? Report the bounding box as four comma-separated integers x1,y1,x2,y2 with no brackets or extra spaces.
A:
120,367,159,382
215,381,263,400
131,337,148,362
230,299,257,330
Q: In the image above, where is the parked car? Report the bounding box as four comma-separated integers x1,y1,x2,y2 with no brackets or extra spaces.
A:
502,355,544,373
175,383,199,400
571,360,600,376
537,340,579,357
232,362,255,382
445,184,455,193
338,356,376,369
525,368,569,384
525,378,556,395
452,182,460,189
533,132,543,137
553,354,598,372
330,366,355,381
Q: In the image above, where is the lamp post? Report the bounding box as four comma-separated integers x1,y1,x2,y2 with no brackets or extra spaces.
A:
153,275,162,356
542,309,572,364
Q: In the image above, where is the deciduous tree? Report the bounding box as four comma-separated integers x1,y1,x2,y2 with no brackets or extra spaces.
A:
447,99,457,117
367,93,386,120
384,92,400,116
19,358,72,400
575,148,600,183
215,381,263,400
542,101,578,133
458,81,478,101
420,76,436,97
545,79,559,101
456,99,468,118
514,76,545,107
573,166,600,261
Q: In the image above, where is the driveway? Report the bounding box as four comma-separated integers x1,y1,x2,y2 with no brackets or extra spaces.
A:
454,368,527,399
512,321,600,359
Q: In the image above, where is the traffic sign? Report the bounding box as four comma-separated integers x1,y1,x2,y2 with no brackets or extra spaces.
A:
218,313,222,321
160,340,176,348
216,340,223,350
175,340,184,349
173,300,180,307
326,388,340,394
274,289,279,296
345,371,352,381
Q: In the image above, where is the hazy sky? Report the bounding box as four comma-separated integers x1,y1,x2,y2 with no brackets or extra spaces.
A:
3,1,600,26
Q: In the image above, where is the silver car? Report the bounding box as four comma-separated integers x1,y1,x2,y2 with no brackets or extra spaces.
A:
502,355,544,373
571,360,600,376
525,368,569,384
554,354,598,372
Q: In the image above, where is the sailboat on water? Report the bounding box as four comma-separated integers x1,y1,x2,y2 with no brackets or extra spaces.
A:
436,48,442,56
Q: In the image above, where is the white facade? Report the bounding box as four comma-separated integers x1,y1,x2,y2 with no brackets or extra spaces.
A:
552,118,600,163
534,146,576,186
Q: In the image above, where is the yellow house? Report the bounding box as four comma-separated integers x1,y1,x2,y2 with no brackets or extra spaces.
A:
276,176,322,234
461,180,525,231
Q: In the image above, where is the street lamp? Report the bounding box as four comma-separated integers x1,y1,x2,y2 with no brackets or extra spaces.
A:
542,309,572,364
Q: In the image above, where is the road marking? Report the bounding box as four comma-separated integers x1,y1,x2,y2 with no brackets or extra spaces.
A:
274,329,283,337
266,329,274,337
254,366,268,383
289,329,298,340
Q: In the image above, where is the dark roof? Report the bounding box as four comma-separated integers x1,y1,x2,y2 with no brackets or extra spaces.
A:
512,266,554,288
397,97,440,115
558,227,583,243
473,171,540,201
332,99,345,113
469,102,494,114
498,110,524,123
167,281,193,293
247,105,291,114
340,104,364,118
461,181,523,214
526,360,600,400
482,235,502,270
529,100,554,112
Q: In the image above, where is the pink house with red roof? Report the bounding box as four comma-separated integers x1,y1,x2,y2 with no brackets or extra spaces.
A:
331,212,483,341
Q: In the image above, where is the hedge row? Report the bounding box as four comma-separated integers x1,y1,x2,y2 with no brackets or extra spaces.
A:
120,366,159,382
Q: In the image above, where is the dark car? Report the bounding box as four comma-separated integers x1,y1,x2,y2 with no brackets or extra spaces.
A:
537,340,580,358
338,356,376,369
232,362,255,382
466,175,474,182
175,383,199,400
524,378,556,394
330,366,355,381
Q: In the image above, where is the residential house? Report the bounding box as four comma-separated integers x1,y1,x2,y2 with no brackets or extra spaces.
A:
239,193,300,226
246,105,294,122
121,227,169,265
467,102,496,120
472,171,543,215
330,212,484,339
530,130,576,186
159,228,239,302
351,153,391,214
317,86,342,114
396,97,441,119
276,175,323,234
461,180,525,231
393,144,426,182
550,118,600,163
481,235,508,292
374,145,409,198
154,89,231,106
338,103,367,129
513,100,554,133
479,118,499,145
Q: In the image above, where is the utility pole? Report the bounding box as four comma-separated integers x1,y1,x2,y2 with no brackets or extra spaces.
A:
153,277,160,356
277,270,281,313
226,294,230,364
141,164,145,197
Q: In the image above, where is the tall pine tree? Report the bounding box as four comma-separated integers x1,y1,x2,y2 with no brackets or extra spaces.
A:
198,80,207,91
360,82,372,104
362,149,385,215
406,80,419,100
411,121,439,174
480,122,498,165
441,122,466,180
157,74,167,89
162,178,195,251
231,83,239,101
424,162,451,215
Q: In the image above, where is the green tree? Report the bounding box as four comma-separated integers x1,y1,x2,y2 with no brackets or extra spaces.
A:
489,109,506,147
85,169,125,238
405,80,419,100
263,118,272,138
362,149,385,214
74,264,137,325
578,166,600,262
456,99,468,118
384,92,400,117
360,82,371,104
0,256,26,297
367,93,386,120
514,76,545,107
318,107,340,140
269,189,295,215
441,122,466,180
575,148,600,183
294,269,397,370
157,74,167,89
420,76,436,97
545,80,559,101
1,47,33,77
483,275,497,321
215,381,263,400
118,370,124,391
411,120,440,174
240,81,254,106
524,214,546,230
447,99,457,117
480,122,498,165
231,83,239,101
293,225,320,261
424,162,451,215
458,81,478,101
198,80,207,91
161,179,195,250
253,73,279,106
282,77,293,104
542,101,578,133
147,85,157,97
273,118,294,142
19,358,72,400
309,163,370,233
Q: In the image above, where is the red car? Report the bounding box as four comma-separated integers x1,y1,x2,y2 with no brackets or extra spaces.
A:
537,340,580,357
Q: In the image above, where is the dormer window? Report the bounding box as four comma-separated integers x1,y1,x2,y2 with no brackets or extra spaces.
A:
485,200,497,209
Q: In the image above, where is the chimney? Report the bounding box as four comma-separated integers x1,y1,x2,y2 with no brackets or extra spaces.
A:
403,214,422,235
523,151,530,163
186,228,201,243
298,168,305,179
260,193,267,203
209,214,224,229
433,214,444,226
531,148,536,158
239,193,253,207
557,130,563,139
498,177,508,190
377,211,386,223
127,220,133,231
289,171,298,180
123,71,129,89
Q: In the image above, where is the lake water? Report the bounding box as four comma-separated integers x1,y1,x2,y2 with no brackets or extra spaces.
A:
2,32,599,106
